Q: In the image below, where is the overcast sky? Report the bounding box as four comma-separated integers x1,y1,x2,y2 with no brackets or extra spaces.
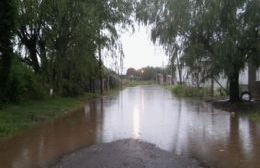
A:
104,25,169,74
121,25,168,71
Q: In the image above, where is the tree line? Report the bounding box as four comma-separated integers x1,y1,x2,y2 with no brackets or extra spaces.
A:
1,0,259,103
136,0,260,102
126,66,169,81
0,0,134,103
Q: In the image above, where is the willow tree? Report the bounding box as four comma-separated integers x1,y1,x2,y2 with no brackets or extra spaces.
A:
16,0,50,74
91,0,135,93
136,0,260,102
15,0,135,96
46,0,134,95
183,0,260,102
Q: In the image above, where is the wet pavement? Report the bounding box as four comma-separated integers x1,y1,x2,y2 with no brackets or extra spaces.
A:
0,86,260,168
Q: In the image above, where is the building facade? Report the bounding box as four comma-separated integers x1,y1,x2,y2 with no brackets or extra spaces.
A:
249,64,260,100
175,64,260,100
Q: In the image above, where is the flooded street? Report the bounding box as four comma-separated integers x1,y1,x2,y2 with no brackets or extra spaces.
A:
0,86,260,168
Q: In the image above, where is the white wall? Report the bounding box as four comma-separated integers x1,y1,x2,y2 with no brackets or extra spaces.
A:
175,66,250,89
256,68,260,81
239,66,249,85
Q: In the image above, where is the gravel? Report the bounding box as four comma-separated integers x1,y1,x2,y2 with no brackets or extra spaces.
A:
49,139,202,168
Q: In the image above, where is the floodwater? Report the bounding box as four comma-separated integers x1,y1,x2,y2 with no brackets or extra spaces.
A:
0,86,260,168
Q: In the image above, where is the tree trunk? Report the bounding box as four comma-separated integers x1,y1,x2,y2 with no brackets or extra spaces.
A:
0,0,15,102
29,48,40,73
39,39,47,72
211,77,214,97
229,70,240,102
176,55,183,85
18,31,40,73
98,38,103,94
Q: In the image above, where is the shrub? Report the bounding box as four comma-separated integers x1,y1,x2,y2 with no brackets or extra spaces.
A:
172,85,211,98
3,57,46,102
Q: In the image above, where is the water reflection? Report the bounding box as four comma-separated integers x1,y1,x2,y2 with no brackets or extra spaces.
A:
133,105,140,139
0,86,260,168
0,106,99,168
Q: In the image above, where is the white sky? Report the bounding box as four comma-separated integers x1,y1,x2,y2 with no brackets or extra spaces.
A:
104,25,169,74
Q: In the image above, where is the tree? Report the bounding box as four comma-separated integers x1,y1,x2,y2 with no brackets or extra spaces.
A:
16,0,49,73
14,0,135,97
92,0,135,93
126,68,137,77
138,66,164,81
136,0,260,102
0,0,16,102
0,0,137,102
185,0,260,101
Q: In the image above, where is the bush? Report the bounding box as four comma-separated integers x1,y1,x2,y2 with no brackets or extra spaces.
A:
172,85,210,98
3,58,46,102
216,88,227,97
171,85,185,95
62,79,84,97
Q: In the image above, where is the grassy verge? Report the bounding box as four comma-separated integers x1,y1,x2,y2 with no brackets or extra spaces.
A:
103,86,122,96
167,85,228,101
170,85,211,98
0,88,121,138
124,80,155,87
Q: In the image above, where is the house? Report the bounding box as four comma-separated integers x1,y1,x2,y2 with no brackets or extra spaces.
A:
156,73,173,85
248,64,260,100
156,73,164,85
175,64,260,100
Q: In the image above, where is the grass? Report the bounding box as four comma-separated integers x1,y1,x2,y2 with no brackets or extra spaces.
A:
171,85,211,98
0,92,102,138
124,80,155,87
103,86,122,96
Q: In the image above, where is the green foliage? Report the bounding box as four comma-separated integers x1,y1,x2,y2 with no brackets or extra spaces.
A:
0,0,17,103
124,80,155,87
126,66,165,80
139,66,164,80
0,0,135,103
172,85,211,98
136,0,260,102
4,57,46,102
216,88,228,97
0,93,98,137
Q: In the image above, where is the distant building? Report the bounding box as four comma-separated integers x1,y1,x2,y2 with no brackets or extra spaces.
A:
175,64,260,100
156,73,164,85
156,73,173,85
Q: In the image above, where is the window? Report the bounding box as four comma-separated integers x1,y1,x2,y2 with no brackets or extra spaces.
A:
256,68,260,81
